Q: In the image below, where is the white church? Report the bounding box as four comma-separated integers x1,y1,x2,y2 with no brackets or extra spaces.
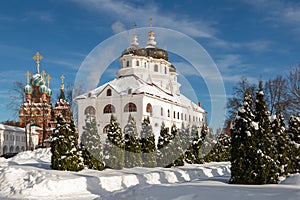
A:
75,21,206,140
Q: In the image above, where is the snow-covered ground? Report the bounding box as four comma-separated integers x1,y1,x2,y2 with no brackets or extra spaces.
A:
0,149,299,200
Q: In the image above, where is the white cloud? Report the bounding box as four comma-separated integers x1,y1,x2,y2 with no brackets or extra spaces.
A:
70,0,217,38
111,21,126,34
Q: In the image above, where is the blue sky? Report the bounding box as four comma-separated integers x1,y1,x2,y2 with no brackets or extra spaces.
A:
0,0,299,130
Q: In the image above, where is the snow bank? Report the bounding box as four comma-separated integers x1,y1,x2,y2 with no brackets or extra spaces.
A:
280,174,300,186
0,148,230,199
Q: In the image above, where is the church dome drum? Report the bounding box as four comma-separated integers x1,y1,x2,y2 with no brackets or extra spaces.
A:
24,84,33,94
122,47,168,61
46,87,52,96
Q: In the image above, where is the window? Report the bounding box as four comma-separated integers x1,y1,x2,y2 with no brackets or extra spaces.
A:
126,60,129,67
103,124,110,134
168,109,170,117
165,66,167,74
124,102,137,112
128,88,132,94
21,146,25,152
161,107,163,116
136,60,139,66
106,89,112,96
181,113,183,120
84,106,96,116
103,104,115,113
154,64,158,72
177,112,180,119
9,146,14,153
173,111,176,118
16,146,20,153
146,103,152,114
3,146,8,154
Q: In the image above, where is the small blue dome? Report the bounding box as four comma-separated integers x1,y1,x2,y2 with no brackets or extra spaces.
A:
24,84,33,94
39,84,48,93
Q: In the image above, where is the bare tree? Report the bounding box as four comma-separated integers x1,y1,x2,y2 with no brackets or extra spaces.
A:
226,77,257,121
7,81,25,119
286,65,300,115
264,75,288,115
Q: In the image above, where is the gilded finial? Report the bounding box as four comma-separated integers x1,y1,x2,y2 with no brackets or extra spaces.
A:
150,17,153,31
33,52,43,74
25,71,31,84
41,70,46,79
133,22,137,34
60,74,65,90
47,74,51,88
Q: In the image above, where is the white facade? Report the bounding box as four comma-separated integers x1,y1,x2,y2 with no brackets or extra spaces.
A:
0,124,39,155
75,28,206,141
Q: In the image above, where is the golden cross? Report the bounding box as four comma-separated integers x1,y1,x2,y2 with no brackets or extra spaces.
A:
25,71,31,84
150,17,153,30
47,74,51,87
33,52,43,73
61,74,65,84
41,70,46,79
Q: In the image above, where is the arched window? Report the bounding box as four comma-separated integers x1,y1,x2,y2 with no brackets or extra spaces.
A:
128,88,132,94
84,106,96,116
103,104,115,113
161,107,164,116
181,113,183,120
136,60,139,66
168,109,170,117
154,64,158,72
124,102,137,112
15,146,20,153
165,66,167,74
3,146,8,154
21,146,25,152
103,124,110,134
177,112,180,119
173,111,176,118
146,103,152,114
126,60,130,67
106,89,112,96
9,146,14,153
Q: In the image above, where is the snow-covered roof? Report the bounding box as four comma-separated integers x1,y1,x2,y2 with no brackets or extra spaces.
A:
0,124,25,132
75,75,205,113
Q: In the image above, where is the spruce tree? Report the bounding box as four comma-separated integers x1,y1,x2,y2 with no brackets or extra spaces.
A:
51,114,84,171
199,123,209,163
81,114,104,171
255,81,279,184
157,122,173,167
230,89,258,184
140,117,157,167
103,115,124,169
179,123,190,161
185,125,201,164
170,124,184,167
288,115,300,173
124,114,142,168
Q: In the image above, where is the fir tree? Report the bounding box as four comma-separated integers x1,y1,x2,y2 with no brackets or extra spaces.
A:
103,115,124,169
124,114,142,168
140,117,157,167
185,125,201,164
199,123,210,163
179,123,190,162
288,115,300,173
255,81,279,184
230,89,258,184
157,122,173,167
204,133,231,162
170,124,184,167
81,114,104,171
51,114,84,171
270,113,292,176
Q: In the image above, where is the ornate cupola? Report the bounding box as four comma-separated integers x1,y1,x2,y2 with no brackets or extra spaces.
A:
131,23,139,49
24,71,33,100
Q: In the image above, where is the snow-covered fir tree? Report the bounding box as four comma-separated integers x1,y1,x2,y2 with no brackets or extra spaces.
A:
140,117,157,167
157,122,173,167
199,123,210,163
51,114,84,171
185,125,201,164
270,113,292,176
204,133,231,162
230,89,259,184
170,124,184,167
179,123,190,162
255,82,279,184
288,115,300,173
124,114,142,168
80,114,104,171
103,115,124,169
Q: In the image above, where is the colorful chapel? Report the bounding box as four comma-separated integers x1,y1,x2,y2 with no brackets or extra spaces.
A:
19,52,72,147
